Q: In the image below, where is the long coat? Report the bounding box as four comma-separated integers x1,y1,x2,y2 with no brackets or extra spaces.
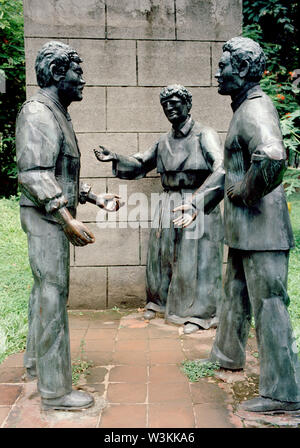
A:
111,116,224,329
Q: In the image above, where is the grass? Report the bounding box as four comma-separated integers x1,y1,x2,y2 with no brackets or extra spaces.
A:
71,340,94,386
0,196,32,363
0,193,300,365
181,360,220,382
287,192,300,350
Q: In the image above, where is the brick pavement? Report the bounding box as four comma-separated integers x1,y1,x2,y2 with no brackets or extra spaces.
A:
0,310,299,429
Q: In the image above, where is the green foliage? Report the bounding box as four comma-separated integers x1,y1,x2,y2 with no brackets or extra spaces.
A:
287,193,300,351
181,360,220,382
0,197,31,363
283,168,300,199
0,0,25,198
243,1,300,167
72,340,94,385
281,110,300,167
243,0,299,70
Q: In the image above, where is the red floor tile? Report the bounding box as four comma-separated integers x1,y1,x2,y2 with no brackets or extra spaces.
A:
149,365,187,383
3,405,49,428
109,365,147,383
0,407,11,426
0,385,23,406
99,404,147,428
112,350,148,365
107,383,147,404
114,339,148,352
148,403,195,428
85,329,117,340
149,338,182,352
117,328,149,340
194,403,235,428
148,382,191,404
149,350,185,365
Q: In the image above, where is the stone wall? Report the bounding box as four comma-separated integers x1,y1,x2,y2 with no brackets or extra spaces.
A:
23,0,242,309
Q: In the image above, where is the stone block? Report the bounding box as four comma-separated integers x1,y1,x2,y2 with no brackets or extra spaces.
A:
189,88,232,132
23,0,106,38
26,86,106,133
176,0,242,41
138,133,164,177
78,133,139,178
138,133,164,152
76,178,106,222
26,85,39,100
107,0,175,39
69,266,107,309
107,87,170,132
141,227,151,265
74,224,140,266
69,39,137,86
70,244,75,267
212,42,226,86
107,178,162,222
70,87,106,133
108,266,146,308
138,41,210,86
219,132,227,147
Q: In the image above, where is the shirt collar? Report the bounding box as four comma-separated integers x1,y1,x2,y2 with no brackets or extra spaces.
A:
231,83,261,112
172,115,194,138
38,88,72,121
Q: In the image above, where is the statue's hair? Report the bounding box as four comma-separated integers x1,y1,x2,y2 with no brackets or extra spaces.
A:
222,37,266,82
35,41,82,88
159,84,192,107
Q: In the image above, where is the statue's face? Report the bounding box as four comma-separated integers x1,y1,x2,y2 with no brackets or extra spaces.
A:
57,61,85,104
215,51,244,96
161,95,190,126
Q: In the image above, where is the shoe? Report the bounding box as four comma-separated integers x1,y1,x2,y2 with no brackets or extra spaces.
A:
42,390,94,411
143,310,156,320
239,396,300,413
183,323,200,334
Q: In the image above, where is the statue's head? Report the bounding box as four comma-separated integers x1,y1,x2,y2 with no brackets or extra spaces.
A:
35,41,85,105
159,84,192,126
216,37,266,96
35,41,82,87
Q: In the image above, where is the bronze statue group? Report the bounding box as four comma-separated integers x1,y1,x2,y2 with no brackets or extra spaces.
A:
16,37,300,413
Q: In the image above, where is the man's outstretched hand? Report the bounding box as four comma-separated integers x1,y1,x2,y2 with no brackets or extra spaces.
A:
173,203,197,228
95,193,124,212
94,146,116,162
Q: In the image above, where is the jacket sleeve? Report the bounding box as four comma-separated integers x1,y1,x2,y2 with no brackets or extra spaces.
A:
112,142,158,179
237,99,286,207
191,128,225,214
16,101,68,213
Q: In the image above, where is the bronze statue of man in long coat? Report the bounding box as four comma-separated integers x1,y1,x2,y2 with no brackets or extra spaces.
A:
95,85,224,334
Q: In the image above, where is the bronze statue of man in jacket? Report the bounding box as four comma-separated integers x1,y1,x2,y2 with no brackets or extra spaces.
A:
16,41,121,411
174,37,300,413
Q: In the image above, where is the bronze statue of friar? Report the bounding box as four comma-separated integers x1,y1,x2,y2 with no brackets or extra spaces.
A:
94,84,224,335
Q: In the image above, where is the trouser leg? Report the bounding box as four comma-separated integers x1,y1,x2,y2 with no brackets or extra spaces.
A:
23,282,39,371
21,207,72,399
244,251,300,402
210,248,251,369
